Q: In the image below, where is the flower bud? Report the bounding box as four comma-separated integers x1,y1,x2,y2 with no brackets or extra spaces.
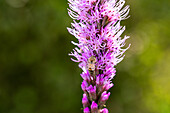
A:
82,93,89,108
81,80,88,92
100,108,109,113
84,107,90,113
81,72,90,82
96,76,104,94
86,85,96,101
103,82,114,91
91,101,98,113
99,91,110,108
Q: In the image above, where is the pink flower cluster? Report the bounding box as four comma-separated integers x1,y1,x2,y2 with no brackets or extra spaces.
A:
67,0,130,112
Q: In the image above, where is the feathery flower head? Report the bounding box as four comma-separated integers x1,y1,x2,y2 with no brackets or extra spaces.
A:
67,0,130,112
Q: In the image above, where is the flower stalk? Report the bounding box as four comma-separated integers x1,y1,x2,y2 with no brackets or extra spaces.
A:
67,0,130,112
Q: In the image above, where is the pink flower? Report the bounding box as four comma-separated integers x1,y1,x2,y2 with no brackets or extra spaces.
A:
67,0,130,112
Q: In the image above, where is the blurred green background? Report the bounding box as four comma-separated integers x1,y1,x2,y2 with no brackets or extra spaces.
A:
0,0,170,113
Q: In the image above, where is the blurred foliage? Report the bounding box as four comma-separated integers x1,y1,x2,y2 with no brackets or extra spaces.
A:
0,0,170,113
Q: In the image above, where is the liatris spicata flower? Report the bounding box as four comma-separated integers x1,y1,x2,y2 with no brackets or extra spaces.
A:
67,0,130,112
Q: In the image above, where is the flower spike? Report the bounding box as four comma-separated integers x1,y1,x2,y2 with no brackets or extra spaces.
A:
67,0,130,112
